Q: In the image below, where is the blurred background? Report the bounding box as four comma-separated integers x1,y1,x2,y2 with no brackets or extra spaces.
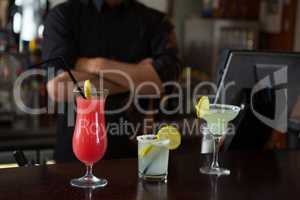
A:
0,0,299,168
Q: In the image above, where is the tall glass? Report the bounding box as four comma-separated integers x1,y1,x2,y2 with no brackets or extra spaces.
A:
200,104,240,176
70,89,109,188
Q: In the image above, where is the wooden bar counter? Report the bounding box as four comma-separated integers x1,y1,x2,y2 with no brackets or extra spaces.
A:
0,151,299,200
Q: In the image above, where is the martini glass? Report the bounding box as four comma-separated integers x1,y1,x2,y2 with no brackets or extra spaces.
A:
200,104,241,176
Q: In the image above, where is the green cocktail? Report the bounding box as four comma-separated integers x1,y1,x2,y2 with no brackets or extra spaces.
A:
203,104,241,137
199,104,241,176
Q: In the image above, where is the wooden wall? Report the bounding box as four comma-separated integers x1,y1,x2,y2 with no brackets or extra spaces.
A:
260,0,298,51
213,0,261,20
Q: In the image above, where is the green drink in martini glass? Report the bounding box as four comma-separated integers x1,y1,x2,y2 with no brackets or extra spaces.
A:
196,97,241,176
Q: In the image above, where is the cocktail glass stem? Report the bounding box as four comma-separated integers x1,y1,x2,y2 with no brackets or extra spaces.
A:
70,163,108,188
211,136,221,170
85,164,94,178
85,188,93,200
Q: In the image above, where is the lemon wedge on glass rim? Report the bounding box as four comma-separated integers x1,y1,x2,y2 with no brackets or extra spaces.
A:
195,96,210,118
138,125,181,158
84,80,92,98
157,125,181,150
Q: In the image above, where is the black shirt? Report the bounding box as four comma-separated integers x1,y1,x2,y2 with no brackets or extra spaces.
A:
42,0,181,162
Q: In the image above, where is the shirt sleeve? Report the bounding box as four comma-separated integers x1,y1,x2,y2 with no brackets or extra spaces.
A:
150,16,182,84
42,3,77,71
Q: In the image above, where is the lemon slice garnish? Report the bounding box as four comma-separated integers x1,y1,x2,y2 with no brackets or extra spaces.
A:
195,96,210,118
84,80,92,98
138,145,155,158
157,125,181,150
138,126,181,158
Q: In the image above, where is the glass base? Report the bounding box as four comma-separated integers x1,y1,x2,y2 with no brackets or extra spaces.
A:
200,166,230,176
139,173,167,183
70,175,108,189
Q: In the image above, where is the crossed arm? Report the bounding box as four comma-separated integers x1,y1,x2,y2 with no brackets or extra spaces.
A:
46,57,164,102
44,5,180,102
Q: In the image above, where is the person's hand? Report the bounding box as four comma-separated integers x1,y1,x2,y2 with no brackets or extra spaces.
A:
75,57,89,72
138,58,153,66
75,57,107,74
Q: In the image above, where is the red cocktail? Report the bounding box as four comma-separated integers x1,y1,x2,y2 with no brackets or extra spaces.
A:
70,89,108,188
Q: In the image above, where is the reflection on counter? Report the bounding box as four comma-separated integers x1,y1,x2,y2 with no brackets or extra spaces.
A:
136,181,168,200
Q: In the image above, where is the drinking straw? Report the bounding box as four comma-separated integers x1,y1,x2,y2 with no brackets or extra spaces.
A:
29,56,86,99
142,149,161,175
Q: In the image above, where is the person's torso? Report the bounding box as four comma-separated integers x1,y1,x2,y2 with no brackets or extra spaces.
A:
72,1,157,63
59,1,164,129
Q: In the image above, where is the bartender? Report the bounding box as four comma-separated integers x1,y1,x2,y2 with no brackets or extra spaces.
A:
42,0,181,162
